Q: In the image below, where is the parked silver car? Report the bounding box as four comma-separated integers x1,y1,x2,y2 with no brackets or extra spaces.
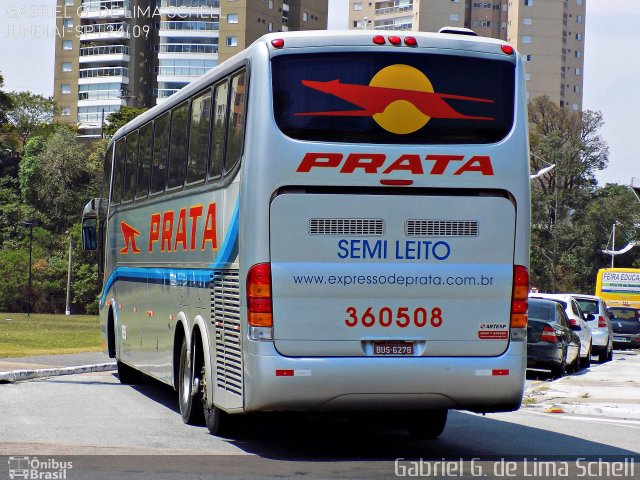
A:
529,293,593,368
572,294,614,363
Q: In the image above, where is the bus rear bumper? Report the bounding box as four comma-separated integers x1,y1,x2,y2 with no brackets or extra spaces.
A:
241,342,526,414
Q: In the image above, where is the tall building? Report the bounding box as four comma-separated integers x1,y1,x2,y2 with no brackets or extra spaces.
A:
54,0,327,137
348,0,586,111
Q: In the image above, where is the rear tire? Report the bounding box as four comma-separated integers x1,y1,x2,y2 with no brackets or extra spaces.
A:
116,360,141,385
204,405,233,437
406,410,448,439
551,350,568,378
580,342,592,369
599,341,613,364
178,337,204,425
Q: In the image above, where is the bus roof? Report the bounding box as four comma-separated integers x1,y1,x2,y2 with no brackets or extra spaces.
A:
110,30,516,141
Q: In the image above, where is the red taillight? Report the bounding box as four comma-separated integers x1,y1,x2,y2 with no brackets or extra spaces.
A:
598,315,607,328
404,36,417,46
247,263,273,327
540,325,558,343
501,44,514,55
511,265,529,328
271,38,284,48
372,35,386,45
388,35,401,45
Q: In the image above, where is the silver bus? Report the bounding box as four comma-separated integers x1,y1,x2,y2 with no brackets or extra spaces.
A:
82,30,531,438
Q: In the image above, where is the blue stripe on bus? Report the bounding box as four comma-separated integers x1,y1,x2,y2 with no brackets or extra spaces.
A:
99,199,240,307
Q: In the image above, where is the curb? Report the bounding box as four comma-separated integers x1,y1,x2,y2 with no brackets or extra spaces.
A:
0,363,117,383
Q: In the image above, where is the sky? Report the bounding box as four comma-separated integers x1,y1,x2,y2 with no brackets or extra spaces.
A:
0,0,637,186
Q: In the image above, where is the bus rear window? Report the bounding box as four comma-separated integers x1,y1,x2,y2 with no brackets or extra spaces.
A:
272,52,515,144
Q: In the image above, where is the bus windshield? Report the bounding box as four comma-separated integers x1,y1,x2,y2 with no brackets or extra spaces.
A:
272,52,515,144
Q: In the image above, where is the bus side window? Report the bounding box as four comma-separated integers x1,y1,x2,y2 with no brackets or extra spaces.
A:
112,138,125,205
225,69,246,174
187,88,212,185
123,130,139,202
136,122,153,199
151,111,170,194
102,143,113,201
168,101,188,189
209,79,228,180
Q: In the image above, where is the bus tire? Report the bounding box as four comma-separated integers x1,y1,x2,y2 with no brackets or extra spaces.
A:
117,360,141,385
406,410,448,439
178,337,204,425
204,405,232,437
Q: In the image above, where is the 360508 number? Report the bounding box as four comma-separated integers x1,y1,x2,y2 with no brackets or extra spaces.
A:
344,306,443,328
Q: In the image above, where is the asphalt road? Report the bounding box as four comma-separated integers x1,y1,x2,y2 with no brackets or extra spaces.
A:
0,366,639,479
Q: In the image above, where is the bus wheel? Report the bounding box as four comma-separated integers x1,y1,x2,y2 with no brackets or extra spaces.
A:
178,337,204,425
117,360,141,385
406,410,448,439
204,405,232,437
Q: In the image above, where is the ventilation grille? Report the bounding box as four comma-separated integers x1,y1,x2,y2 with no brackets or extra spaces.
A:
406,220,479,237
309,218,384,236
211,269,242,398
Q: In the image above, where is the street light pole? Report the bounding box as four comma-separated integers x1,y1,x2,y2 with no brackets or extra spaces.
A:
65,232,73,316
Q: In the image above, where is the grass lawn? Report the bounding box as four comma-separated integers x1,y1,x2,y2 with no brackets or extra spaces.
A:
0,313,101,358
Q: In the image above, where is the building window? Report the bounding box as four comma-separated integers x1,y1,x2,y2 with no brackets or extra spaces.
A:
353,2,362,10
576,0,582,4
62,62,72,72
572,103,579,111
268,0,273,8
525,73,530,81
575,67,581,76
574,85,580,93
226,36,238,47
522,35,532,44
575,33,582,40
523,17,532,25
268,21,273,32
524,0,532,5
61,106,71,116
525,54,533,62
303,12,308,22
576,15,582,23
575,50,581,58
449,13,459,22
227,13,238,23
64,0,74,5
62,40,72,50
63,18,73,28
61,84,71,94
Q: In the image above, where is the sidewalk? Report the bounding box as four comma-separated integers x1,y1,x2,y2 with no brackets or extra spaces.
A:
523,349,640,420
0,352,115,383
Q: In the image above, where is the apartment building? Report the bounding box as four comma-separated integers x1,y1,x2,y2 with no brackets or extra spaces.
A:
53,0,327,136
348,0,586,111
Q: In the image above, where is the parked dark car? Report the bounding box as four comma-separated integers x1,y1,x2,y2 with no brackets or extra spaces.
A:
527,298,582,377
607,307,640,349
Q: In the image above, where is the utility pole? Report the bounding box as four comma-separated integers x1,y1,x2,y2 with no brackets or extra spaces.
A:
65,232,73,315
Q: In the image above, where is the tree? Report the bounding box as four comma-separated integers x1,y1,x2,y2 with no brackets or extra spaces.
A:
528,97,610,292
18,127,103,233
6,91,57,148
0,72,12,128
103,106,147,137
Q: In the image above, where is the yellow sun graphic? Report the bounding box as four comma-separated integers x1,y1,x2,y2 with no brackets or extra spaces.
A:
369,64,434,134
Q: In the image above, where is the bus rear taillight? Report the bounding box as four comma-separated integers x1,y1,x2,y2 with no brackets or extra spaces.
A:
247,263,274,340
510,265,529,339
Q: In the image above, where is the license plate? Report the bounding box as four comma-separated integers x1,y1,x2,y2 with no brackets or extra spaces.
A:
614,336,629,342
372,341,414,356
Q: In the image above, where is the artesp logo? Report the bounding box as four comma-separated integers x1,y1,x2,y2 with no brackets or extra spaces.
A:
296,64,494,134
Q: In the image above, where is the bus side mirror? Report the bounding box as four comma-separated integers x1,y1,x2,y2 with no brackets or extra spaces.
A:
81,198,106,251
